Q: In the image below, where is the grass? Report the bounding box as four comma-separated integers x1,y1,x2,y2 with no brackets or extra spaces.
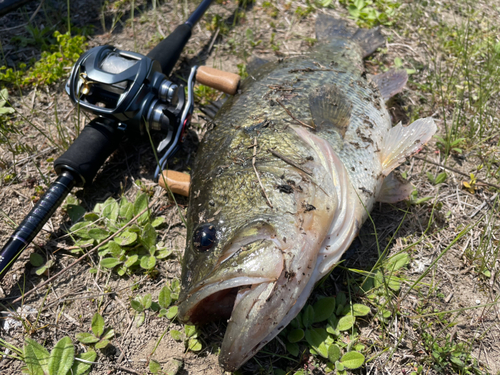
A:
1,0,500,374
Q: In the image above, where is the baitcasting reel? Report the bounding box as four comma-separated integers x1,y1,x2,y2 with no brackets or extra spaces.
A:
65,45,196,179
0,0,219,283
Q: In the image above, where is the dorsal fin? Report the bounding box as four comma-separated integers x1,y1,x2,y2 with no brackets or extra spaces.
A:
351,28,386,57
247,56,271,76
370,69,408,101
308,84,352,137
315,14,385,57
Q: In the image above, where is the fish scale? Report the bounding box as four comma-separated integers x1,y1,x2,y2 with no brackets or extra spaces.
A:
210,53,387,211
178,15,436,371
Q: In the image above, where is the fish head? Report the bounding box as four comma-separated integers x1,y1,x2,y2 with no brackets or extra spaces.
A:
179,214,286,324
177,128,349,370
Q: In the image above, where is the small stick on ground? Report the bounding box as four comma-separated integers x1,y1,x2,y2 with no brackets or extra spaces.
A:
413,155,500,190
276,99,315,129
267,148,312,176
253,137,273,208
12,199,159,304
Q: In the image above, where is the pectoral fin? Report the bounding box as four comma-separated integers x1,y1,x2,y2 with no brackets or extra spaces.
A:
309,84,352,137
380,118,437,176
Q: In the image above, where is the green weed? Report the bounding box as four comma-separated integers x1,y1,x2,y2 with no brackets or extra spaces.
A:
194,84,220,106
206,14,230,35
421,331,482,374
68,193,172,276
29,253,55,276
237,63,248,79
130,283,179,326
0,88,15,116
170,324,203,352
340,0,400,27
14,336,96,375
271,251,413,374
0,338,24,361
149,358,183,375
245,28,262,48
11,25,54,51
262,1,279,18
295,1,315,19
75,312,115,350
416,2,500,161
0,31,87,86
426,171,448,185
281,293,368,373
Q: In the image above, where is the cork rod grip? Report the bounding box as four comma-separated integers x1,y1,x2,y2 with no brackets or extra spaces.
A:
196,66,240,95
158,170,191,197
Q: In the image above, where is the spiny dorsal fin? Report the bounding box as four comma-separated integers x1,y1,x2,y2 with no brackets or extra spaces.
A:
315,14,385,58
247,56,271,76
370,69,408,101
380,118,437,176
199,98,227,120
309,84,352,137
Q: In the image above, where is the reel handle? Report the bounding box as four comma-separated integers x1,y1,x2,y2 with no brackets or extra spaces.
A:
196,66,240,95
158,170,190,197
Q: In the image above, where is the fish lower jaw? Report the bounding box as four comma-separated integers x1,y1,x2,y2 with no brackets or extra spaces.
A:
178,277,275,325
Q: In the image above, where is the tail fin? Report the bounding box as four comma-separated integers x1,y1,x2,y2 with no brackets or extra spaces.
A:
315,14,385,57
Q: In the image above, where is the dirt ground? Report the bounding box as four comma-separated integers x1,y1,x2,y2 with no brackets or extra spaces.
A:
1,0,500,374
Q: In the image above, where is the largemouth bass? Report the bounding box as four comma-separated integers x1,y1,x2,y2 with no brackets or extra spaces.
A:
177,15,436,371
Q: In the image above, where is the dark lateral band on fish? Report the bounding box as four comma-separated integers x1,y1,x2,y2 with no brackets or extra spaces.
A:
289,67,347,74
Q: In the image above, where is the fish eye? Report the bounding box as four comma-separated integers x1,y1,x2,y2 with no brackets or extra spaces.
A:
193,224,217,252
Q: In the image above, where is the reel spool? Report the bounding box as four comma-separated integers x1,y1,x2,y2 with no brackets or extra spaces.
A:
65,45,185,137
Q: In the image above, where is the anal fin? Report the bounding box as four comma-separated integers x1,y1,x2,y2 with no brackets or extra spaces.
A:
380,118,437,176
377,172,413,203
370,69,408,101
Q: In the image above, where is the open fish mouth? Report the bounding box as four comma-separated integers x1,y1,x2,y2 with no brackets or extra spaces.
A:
178,221,286,324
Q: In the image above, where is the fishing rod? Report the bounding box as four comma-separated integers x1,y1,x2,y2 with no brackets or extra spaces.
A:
0,0,239,282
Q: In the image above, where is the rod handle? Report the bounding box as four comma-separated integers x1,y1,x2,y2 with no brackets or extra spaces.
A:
54,118,124,187
196,66,240,95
